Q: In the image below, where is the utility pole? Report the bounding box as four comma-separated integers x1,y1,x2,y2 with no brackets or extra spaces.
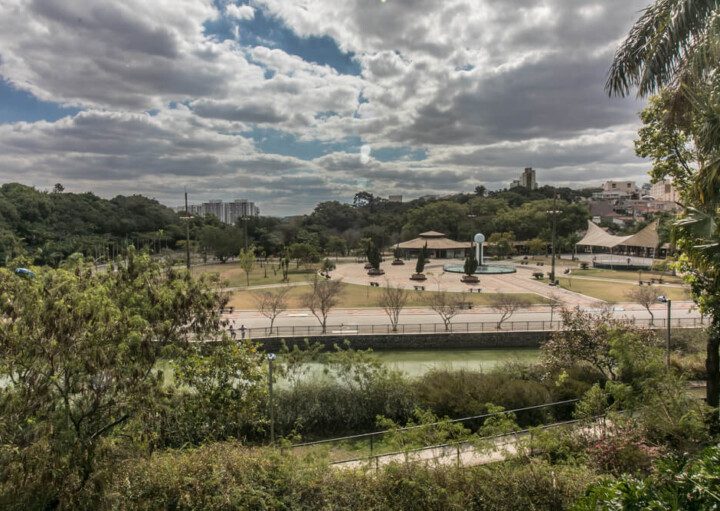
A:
548,194,559,284
184,189,191,270
243,215,249,250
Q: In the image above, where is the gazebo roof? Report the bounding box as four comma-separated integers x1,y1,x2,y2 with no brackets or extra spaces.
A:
396,231,471,250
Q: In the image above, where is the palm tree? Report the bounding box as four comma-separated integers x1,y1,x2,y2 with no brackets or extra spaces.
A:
606,0,720,98
610,0,720,412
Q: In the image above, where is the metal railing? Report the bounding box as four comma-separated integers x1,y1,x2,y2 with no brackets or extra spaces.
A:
246,316,704,339
286,399,583,466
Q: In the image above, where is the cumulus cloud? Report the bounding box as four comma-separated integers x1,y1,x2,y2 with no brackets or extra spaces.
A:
0,0,653,214
225,3,254,20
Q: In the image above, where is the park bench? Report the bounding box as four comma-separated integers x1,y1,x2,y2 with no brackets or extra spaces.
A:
413,285,425,291
532,272,544,280
467,287,482,293
369,281,380,287
458,301,473,310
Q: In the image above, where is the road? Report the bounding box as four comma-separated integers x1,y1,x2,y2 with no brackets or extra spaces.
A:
224,300,701,331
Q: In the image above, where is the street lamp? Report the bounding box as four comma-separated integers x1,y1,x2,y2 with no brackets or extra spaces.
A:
546,194,561,284
267,353,276,444
658,297,671,367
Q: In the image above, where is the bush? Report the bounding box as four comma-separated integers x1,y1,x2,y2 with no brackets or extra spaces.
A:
275,373,417,438
97,444,597,511
576,445,720,510
415,369,553,427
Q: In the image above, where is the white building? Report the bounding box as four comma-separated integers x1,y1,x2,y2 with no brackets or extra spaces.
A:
177,199,259,223
649,180,679,203
593,180,638,199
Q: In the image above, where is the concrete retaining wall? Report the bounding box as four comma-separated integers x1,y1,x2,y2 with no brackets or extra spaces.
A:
254,330,553,352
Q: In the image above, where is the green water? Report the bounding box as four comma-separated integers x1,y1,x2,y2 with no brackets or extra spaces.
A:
374,348,539,377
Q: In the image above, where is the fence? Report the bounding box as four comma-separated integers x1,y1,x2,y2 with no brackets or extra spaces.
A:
247,316,704,339
287,399,583,466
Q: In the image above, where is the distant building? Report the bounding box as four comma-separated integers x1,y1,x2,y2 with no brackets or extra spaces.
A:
178,199,259,224
388,195,403,203
520,167,537,190
202,200,224,220
510,167,537,190
648,180,679,203
592,180,638,199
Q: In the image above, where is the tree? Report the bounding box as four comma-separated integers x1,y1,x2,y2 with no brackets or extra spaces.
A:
325,235,347,258
606,0,719,100
527,238,546,259
253,286,291,330
488,231,515,259
610,4,720,412
201,225,242,263
542,307,657,381
52,183,64,193
366,240,381,270
0,250,256,505
378,282,410,332
474,185,486,197
627,286,660,326
547,292,562,323
415,243,428,274
288,242,320,268
425,290,463,331
321,258,336,274
302,276,343,333
463,249,478,276
238,246,255,286
490,293,530,329
280,253,290,282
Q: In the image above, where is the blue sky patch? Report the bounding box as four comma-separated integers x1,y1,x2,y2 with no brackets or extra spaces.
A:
0,80,79,124
247,127,363,159
205,1,361,76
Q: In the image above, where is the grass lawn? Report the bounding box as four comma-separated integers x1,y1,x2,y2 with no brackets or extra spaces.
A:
516,255,582,267
557,277,691,303
228,282,547,310
573,268,684,284
191,261,318,288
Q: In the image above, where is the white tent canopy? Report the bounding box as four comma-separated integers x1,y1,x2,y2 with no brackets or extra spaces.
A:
576,220,659,252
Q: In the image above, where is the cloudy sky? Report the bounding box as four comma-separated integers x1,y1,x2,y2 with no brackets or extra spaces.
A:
0,0,650,215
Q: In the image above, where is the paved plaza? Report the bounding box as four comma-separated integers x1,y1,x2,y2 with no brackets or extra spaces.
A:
332,258,601,307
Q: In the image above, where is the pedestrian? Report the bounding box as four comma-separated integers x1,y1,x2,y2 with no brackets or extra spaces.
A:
240,324,246,339
229,325,236,340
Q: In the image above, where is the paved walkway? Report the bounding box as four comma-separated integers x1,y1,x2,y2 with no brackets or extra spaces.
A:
332,259,602,307
333,420,605,471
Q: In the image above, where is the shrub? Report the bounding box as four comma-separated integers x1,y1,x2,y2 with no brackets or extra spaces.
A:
97,444,597,511
415,369,553,427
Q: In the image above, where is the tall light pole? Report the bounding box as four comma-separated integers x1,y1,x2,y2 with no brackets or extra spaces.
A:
242,215,249,250
268,352,276,444
547,194,561,284
665,299,672,367
184,189,191,270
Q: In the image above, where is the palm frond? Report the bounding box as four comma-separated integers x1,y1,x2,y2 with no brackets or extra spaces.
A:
607,0,720,97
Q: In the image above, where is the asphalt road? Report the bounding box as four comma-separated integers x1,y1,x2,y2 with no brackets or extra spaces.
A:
225,300,701,331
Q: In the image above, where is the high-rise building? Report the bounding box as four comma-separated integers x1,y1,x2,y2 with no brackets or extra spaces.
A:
520,167,537,190
202,200,223,220
510,167,537,189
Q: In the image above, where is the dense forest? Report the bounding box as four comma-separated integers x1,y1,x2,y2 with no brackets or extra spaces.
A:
0,182,594,266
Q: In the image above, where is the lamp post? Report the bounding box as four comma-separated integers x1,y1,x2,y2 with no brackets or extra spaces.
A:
547,194,561,284
267,353,276,444
242,215,249,250
665,299,672,367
